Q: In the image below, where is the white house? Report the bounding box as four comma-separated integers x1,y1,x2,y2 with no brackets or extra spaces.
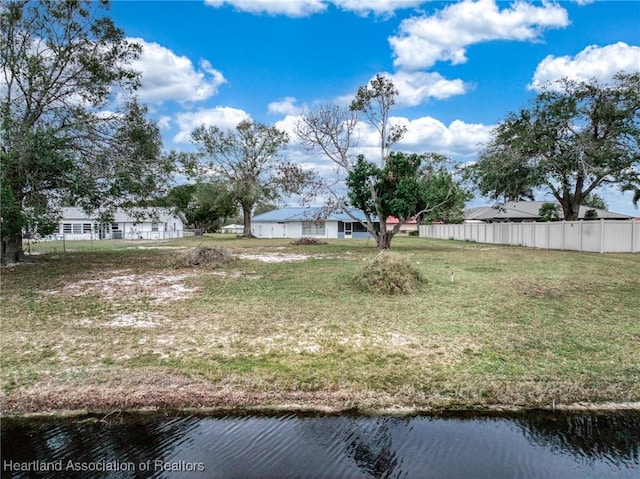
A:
221,224,244,234
48,207,184,240
251,207,377,239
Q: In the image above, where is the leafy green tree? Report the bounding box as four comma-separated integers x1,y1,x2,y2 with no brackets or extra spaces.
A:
189,120,314,237
582,193,608,211
1,0,172,264
298,75,428,249
469,72,639,221
347,152,468,248
187,182,237,232
159,183,236,232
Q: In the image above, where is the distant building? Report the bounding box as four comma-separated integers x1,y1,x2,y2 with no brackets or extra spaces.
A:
465,201,632,223
386,216,418,233
221,224,244,234
251,207,378,239
47,207,184,240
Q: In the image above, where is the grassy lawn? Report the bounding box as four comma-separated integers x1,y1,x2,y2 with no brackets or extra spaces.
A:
1,235,639,415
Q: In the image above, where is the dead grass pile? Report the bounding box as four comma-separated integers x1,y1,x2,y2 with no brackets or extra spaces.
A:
353,251,426,295
290,237,328,245
174,245,238,268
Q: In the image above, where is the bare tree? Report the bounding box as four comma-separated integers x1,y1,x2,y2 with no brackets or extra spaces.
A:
191,120,314,237
296,75,439,249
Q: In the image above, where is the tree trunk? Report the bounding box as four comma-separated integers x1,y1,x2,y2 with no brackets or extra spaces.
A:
560,199,581,221
376,219,391,249
1,233,24,266
242,206,253,237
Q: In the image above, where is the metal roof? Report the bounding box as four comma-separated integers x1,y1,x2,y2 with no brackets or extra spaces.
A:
252,207,375,222
61,207,182,224
464,201,632,221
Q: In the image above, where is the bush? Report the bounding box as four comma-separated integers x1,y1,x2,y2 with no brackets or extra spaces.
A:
174,245,237,268
290,237,328,245
352,251,426,295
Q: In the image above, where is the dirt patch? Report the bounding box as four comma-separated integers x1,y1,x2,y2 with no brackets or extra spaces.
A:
40,270,199,302
104,312,164,329
238,253,317,263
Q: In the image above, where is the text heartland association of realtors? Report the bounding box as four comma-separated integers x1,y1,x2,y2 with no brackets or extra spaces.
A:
2,459,206,473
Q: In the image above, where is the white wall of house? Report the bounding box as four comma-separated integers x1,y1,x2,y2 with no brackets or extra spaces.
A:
252,220,338,239
49,208,184,241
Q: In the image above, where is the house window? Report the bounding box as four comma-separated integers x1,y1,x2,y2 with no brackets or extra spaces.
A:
62,223,72,234
151,223,159,232
302,221,325,235
72,224,82,234
82,223,92,233
352,222,369,233
112,223,120,231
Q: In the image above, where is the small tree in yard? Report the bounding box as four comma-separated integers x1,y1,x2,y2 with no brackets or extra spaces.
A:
298,74,460,249
347,152,470,248
1,0,173,265
189,120,315,238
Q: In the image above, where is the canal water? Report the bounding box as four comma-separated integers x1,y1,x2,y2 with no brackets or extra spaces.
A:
2,411,639,478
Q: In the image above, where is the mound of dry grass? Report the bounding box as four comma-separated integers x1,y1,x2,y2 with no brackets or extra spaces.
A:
353,251,426,295
174,245,238,268
290,237,328,245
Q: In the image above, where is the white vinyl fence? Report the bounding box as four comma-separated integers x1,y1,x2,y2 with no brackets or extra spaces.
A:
419,219,639,253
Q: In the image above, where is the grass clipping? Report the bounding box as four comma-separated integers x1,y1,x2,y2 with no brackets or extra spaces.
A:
174,245,238,268
353,251,426,295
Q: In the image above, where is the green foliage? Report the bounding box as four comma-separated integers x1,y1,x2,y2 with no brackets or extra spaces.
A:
538,203,561,222
346,152,471,234
1,0,172,263
582,193,608,211
352,251,426,295
469,72,640,220
584,209,599,220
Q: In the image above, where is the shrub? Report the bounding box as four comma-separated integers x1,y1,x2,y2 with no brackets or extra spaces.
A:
290,237,328,245
174,245,237,268
352,251,426,295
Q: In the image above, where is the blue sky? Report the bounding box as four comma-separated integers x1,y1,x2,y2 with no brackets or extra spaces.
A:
108,0,640,215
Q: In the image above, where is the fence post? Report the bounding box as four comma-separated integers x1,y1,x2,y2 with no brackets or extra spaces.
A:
579,220,583,252
632,219,637,253
600,218,605,254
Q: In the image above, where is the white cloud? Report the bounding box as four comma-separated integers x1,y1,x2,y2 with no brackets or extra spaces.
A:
173,107,251,144
157,116,172,130
385,71,469,106
529,42,640,90
268,97,301,115
396,116,494,158
389,0,570,70
333,71,468,110
130,38,226,104
204,0,422,17
204,0,327,17
331,0,423,17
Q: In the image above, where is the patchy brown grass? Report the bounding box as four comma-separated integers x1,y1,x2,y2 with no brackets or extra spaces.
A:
2,236,639,415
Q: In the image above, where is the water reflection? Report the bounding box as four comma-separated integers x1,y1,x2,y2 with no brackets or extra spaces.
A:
2,411,639,478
